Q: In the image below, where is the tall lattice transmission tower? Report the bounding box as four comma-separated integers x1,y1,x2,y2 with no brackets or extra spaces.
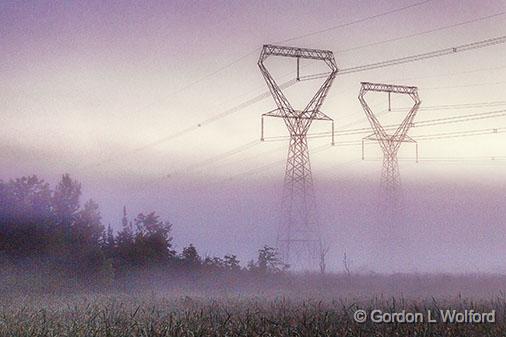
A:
358,82,421,206
258,45,337,269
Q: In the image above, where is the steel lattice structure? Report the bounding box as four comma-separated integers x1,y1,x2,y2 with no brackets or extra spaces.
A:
258,44,337,269
358,82,421,200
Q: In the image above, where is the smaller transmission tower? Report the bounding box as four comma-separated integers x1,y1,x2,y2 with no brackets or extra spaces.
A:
358,82,420,204
258,45,337,269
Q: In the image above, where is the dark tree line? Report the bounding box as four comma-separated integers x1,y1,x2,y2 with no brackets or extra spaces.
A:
0,174,286,284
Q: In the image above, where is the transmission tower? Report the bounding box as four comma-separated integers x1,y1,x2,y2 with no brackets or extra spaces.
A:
258,44,337,269
358,82,421,205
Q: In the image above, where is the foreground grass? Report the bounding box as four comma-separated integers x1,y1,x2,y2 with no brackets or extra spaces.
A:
1,293,505,337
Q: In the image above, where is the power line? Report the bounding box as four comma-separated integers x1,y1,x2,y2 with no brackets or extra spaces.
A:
320,64,506,133
364,155,506,163
174,125,506,192
165,143,292,194
322,64,506,109
299,35,506,81
415,127,506,140
412,110,506,128
88,34,506,171
175,35,506,146
388,64,506,82
278,0,433,43
162,105,506,179
167,113,506,189
132,48,262,115
362,126,506,144
223,144,333,182
418,156,506,162
422,80,506,90
302,126,506,147
391,100,506,112
87,2,442,171
139,0,436,105
264,108,506,141
72,3,441,175
336,11,506,54
165,140,260,178
364,156,506,163
121,1,437,122
83,79,297,169
341,35,506,74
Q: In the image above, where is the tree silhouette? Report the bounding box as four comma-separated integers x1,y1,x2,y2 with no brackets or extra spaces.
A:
0,173,292,287
100,224,116,258
224,255,241,272
250,246,288,274
133,212,174,266
74,199,103,245
52,174,81,230
0,176,52,257
181,244,201,269
117,206,134,248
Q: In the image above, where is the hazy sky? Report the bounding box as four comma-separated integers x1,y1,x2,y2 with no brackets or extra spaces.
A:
1,0,506,272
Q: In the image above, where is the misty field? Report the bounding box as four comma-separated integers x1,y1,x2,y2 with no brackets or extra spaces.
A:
2,274,506,337
1,294,505,336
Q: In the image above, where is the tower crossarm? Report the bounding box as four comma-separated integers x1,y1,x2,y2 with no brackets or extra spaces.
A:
258,44,337,134
360,82,418,95
364,133,417,143
359,82,420,155
263,109,333,122
259,44,337,69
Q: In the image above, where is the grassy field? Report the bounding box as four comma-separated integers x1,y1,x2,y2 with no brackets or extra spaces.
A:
2,273,506,336
1,292,506,336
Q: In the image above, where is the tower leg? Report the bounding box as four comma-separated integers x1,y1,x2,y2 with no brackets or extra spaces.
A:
381,151,401,203
277,134,321,269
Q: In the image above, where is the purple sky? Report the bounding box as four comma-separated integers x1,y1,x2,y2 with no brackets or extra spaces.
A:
1,0,506,272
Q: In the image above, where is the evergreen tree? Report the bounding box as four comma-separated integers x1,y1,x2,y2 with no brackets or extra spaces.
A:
181,244,201,268
74,199,103,245
116,206,134,247
134,211,175,265
52,174,81,229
